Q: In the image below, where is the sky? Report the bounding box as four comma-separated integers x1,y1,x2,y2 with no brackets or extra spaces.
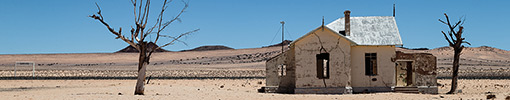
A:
1,0,509,54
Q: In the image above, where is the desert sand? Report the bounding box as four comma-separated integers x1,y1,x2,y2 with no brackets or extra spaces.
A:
1,79,509,100
1,46,510,99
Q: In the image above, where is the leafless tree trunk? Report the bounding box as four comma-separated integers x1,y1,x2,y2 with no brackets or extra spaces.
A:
135,42,149,94
90,0,199,95
439,13,470,94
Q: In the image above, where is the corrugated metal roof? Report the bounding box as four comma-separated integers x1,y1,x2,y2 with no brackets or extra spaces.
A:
326,16,403,46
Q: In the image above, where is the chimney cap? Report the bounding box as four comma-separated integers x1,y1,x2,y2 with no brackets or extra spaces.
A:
344,10,351,14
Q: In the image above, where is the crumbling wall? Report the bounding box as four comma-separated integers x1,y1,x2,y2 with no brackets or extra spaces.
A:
265,49,296,93
280,48,296,93
394,51,437,86
266,52,286,87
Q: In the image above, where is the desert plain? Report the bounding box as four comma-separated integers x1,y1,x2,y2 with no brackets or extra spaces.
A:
1,46,510,100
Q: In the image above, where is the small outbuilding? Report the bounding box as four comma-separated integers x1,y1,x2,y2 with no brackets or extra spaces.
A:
261,10,437,94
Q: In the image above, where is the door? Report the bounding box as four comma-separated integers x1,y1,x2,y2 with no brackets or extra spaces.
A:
405,62,413,86
395,61,413,86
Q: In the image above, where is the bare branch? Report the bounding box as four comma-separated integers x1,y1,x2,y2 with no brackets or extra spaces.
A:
156,29,199,50
132,0,137,22
151,0,171,44
438,19,447,25
158,1,189,34
444,13,458,35
442,31,454,46
452,20,462,29
89,3,139,51
460,17,466,26
131,27,135,42
117,27,122,39
146,0,170,56
462,41,471,45
149,0,185,50
140,0,150,31
137,0,143,23
160,35,188,46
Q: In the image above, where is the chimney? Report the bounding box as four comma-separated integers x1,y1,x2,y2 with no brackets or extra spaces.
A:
344,10,351,36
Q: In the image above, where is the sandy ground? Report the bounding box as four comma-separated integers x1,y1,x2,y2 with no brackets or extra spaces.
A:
1,46,510,79
1,46,510,99
0,79,509,100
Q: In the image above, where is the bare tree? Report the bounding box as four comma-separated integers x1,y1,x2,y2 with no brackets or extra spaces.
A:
438,13,470,94
90,0,198,95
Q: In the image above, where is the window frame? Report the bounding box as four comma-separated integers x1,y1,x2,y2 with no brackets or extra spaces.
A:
365,53,378,76
316,53,330,79
277,64,287,77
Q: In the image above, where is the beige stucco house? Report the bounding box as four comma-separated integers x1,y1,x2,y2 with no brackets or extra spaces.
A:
262,10,437,94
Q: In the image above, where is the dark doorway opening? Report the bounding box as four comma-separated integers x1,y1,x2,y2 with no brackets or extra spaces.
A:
405,61,413,86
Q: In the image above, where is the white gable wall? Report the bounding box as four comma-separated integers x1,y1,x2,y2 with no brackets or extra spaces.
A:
292,27,352,88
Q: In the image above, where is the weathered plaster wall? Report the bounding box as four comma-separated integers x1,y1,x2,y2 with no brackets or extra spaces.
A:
281,47,296,93
394,51,437,86
413,54,437,86
266,53,286,86
292,27,352,88
350,46,396,88
265,50,296,93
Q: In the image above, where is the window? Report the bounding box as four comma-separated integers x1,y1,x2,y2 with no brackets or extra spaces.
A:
365,53,377,76
316,53,330,79
278,64,286,76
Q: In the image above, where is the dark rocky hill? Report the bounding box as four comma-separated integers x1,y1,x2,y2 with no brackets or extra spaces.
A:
116,42,169,53
180,45,234,52
263,40,292,48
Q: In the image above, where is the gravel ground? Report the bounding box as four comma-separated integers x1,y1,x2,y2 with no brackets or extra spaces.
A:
3,68,510,80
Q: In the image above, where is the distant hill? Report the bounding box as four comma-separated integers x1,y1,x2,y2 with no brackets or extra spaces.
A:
180,45,234,52
399,47,429,50
264,40,292,48
116,40,292,52
116,42,169,53
397,46,510,68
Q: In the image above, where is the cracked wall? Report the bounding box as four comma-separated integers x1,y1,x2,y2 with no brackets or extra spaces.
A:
292,27,352,88
394,51,437,86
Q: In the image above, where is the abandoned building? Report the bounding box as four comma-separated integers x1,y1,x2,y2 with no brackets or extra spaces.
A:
262,10,438,94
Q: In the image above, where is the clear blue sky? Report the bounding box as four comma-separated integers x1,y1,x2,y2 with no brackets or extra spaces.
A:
1,0,509,54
